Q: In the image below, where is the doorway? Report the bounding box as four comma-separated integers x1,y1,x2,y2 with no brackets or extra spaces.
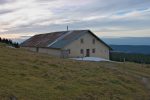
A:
36,47,39,52
86,49,90,57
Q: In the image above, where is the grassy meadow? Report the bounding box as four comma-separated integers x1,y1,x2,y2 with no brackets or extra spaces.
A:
0,43,150,100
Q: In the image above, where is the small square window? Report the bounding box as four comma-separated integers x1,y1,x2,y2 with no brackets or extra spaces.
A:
92,49,96,53
80,49,84,54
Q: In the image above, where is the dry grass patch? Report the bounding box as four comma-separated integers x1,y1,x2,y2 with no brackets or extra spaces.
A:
0,44,150,100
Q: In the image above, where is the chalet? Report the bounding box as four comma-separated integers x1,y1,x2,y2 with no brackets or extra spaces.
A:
21,30,112,59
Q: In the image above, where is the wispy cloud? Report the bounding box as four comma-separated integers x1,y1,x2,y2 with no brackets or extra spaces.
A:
0,0,150,40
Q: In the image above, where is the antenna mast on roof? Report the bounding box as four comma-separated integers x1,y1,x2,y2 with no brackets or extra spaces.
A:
67,25,69,31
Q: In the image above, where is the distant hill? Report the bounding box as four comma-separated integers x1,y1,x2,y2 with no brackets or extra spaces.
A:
102,37,150,45
110,45,150,54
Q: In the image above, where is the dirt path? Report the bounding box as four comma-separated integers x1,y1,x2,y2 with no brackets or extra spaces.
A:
141,77,150,90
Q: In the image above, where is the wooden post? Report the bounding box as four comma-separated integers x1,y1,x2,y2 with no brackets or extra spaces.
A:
123,58,126,62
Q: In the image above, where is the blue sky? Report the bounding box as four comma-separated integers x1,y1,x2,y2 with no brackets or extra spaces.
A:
0,0,150,42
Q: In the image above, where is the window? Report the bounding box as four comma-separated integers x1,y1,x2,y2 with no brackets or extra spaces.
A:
92,49,96,53
93,39,95,44
80,49,84,54
81,38,84,44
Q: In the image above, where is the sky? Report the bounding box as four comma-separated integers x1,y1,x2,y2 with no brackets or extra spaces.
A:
0,0,150,43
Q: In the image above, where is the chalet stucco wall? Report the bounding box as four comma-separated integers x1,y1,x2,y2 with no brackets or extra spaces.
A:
63,33,110,59
22,47,61,57
38,48,61,57
22,47,37,52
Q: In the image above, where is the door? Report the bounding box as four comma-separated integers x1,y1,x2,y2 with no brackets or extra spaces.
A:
86,49,90,57
36,47,39,52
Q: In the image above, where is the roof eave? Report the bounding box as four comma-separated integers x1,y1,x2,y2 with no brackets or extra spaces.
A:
21,46,61,50
87,30,113,50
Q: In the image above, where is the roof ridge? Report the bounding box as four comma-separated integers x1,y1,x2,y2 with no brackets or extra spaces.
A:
35,30,89,36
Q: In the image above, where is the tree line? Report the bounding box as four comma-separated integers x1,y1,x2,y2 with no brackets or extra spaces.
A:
110,51,150,64
0,37,20,48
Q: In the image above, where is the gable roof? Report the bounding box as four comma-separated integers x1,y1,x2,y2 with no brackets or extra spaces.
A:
21,30,112,50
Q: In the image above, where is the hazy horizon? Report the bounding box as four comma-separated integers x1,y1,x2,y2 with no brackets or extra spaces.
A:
0,0,150,44
4,36,150,46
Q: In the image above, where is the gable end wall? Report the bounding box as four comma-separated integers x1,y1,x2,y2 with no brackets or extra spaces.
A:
63,32,110,59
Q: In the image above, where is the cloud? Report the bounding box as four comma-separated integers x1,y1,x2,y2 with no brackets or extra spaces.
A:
0,0,150,40
0,0,15,5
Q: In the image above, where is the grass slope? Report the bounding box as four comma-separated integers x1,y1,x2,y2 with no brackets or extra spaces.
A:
0,43,150,100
